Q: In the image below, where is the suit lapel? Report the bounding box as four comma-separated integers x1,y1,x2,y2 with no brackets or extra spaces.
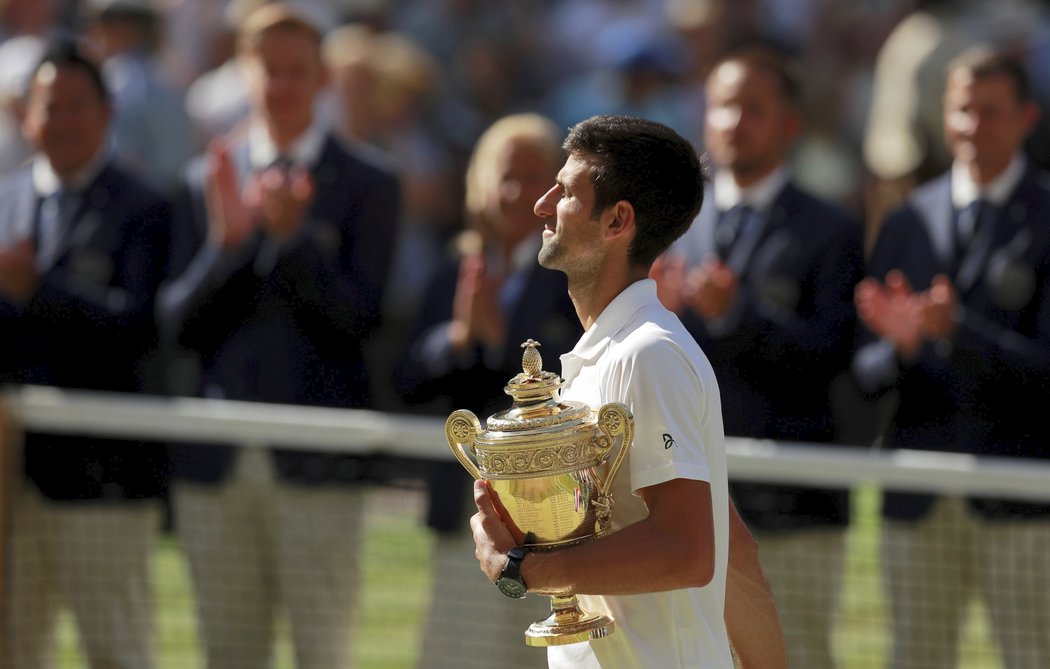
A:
955,204,1002,294
908,179,956,274
726,182,796,279
46,166,111,269
728,197,781,277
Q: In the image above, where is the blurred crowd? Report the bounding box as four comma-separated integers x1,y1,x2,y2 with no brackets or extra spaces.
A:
2,0,1050,668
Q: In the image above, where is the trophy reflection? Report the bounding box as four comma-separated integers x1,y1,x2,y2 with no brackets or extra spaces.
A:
445,339,634,646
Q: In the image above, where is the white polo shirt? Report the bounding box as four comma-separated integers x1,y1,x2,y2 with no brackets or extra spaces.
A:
549,279,733,669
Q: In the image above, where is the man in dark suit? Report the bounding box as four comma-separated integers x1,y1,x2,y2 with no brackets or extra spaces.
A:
652,46,863,669
0,41,170,669
156,4,400,668
855,46,1050,669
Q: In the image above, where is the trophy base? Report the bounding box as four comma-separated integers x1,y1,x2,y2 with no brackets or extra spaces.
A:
524,595,615,647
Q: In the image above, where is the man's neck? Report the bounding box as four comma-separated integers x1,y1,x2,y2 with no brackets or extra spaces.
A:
964,158,1012,186
265,117,314,152
567,264,647,331
729,161,782,190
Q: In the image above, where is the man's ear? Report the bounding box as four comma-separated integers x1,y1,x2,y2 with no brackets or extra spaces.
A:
604,200,635,240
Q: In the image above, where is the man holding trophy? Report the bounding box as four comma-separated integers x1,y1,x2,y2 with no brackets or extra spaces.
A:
463,115,785,668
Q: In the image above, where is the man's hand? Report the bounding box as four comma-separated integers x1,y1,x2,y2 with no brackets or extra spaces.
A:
649,252,688,313
686,258,739,319
855,270,923,361
449,253,505,351
917,274,958,340
470,479,516,583
0,241,39,303
249,163,314,241
205,140,257,249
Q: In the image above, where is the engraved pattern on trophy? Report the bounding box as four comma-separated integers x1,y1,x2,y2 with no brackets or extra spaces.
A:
444,339,635,646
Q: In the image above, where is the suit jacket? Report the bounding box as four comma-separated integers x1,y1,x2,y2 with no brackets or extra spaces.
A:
159,133,401,485
395,247,581,532
855,167,1050,521
0,160,171,501
675,180,864,531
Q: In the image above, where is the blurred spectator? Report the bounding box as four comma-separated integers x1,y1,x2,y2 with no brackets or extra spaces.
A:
157,4,400,667
651,46,864,669
854,46,1050,668
0,40,170,668
861,0,1047,238
395,113,580,668
82,0,194,191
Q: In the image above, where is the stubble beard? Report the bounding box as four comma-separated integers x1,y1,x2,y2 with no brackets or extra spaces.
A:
537,236,560,270
538,233,601,285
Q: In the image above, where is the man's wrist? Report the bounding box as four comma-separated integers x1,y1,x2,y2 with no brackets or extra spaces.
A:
494,546,529,599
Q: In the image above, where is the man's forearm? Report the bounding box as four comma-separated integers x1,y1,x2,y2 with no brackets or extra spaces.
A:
724,500,787,669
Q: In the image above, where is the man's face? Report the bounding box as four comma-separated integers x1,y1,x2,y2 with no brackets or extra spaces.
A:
943,69,1037,180
534,153,604,276
22,63,110,178
243,28,326,134
704,60,797,183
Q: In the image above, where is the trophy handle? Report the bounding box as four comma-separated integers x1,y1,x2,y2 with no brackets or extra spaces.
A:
592,402,633,497
445,409,483,480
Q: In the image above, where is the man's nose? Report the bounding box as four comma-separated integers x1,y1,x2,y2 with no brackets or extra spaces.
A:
534,186,557,217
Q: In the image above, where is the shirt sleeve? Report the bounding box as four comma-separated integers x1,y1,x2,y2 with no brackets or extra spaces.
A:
606,331,714,494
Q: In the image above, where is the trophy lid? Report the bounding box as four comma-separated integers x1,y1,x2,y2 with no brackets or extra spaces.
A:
484,339,591,433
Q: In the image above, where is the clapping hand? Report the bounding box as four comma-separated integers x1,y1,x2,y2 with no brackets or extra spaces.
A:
205,140,257,249
449,252,506,351
649,252,688,313
687,258,739,320
855,270,958,361
248,162,314,241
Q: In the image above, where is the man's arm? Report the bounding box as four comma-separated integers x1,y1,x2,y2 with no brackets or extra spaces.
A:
724,498,788,669
472,476,715,596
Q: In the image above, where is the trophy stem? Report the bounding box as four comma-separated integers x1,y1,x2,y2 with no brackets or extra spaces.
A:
524,594,615,647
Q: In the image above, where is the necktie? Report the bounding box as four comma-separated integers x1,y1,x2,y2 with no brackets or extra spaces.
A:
35,188,75,268
714,204,752,260
956,199,985,253
269,155,294,173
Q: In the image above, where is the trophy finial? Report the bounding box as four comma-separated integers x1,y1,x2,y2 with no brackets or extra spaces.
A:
521,339,542,376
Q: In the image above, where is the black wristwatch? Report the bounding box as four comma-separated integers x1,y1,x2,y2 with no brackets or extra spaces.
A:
495,546,528,599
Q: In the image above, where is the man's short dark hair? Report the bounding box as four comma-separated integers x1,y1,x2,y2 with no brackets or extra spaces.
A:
31,40,110,103
563,115,706,268
948,45,1032,103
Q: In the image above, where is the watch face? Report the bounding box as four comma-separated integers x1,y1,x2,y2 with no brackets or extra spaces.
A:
496,577,527,599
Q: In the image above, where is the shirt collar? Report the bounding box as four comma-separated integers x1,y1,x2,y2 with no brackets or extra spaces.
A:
565,279,658,363
248,118,327,171
951,152,1026,209
32,147,108,197
713,164,789,212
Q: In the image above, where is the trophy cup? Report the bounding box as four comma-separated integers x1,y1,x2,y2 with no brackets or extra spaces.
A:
445,339,634,646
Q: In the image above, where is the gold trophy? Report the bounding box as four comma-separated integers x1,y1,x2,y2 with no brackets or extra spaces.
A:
445,339,634,646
